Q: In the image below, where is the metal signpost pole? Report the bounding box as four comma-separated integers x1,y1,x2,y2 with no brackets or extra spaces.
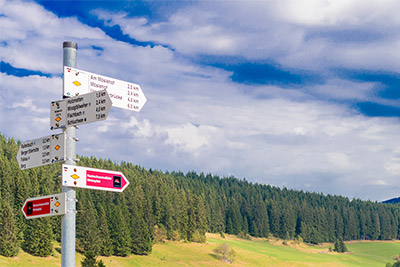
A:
61,41,77,267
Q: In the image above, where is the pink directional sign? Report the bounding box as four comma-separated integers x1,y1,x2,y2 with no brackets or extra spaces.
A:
62,164,129,192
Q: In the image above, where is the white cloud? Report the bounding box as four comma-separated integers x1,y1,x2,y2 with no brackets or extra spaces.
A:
0,72,62,139
326,152,350,169
294,127,307,136
307,78,376,100
92,0,400,73
279,0,400,26
0,0,107,73
12,98,48,114
385,161,400,176
122,117,154,138
1,0,400,201
93,9,241,55
164,123,221,155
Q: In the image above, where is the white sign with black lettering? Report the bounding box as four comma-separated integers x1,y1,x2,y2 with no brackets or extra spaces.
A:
16,133,65,170
50,89,112,130
63,66,147,112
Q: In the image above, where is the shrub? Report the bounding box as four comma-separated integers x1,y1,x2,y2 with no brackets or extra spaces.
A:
333,238,348,253
191,230,206,243
154,225,167,243
169,230,180,241
213,243,235,263
81,250,106,267
237,232,251,240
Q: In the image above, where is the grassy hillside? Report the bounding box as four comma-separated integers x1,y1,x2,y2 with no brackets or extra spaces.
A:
1,233,399,267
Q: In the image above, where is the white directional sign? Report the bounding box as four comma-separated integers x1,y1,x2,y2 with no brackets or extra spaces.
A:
62,164,129,192
64,66,147,112
50,89,112,130
17,133,65,170
21,193,67,219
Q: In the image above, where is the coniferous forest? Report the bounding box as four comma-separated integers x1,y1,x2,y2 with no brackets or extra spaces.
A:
1,132,400,258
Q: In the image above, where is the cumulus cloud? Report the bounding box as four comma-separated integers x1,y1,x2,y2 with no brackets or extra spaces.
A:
93,8,241,55
0,0,107,73
307,78,376,100
1,0,400,201
164,123,221,155
92,0,400,73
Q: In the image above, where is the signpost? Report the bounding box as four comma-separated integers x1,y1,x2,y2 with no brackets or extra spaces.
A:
18,41,146,267
63,66,147,112
50,89,112,130
21,193,67,219
16,133,65,170
62,164,129,192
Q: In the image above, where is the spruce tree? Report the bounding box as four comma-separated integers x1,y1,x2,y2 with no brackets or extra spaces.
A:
22,217,53,256
0,156,13,204
81,250,106,267
22,168,53,257
77,199,101,255
0,200,19,257
268,201,281,237
131,216,153,255
109,205,131,256
14,171,28,244
129,185,153,255
175,189,189,240
98,205,113,256
81,250,97,267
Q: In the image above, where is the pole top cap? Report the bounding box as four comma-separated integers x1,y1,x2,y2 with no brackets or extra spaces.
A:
63,42,77,49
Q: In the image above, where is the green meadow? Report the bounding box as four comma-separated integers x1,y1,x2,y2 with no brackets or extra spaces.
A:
1,233,399,267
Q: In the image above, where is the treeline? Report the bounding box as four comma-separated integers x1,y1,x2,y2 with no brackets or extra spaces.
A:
1,133,400,258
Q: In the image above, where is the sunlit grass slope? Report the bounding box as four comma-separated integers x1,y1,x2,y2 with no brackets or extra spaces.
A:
1,233,399,266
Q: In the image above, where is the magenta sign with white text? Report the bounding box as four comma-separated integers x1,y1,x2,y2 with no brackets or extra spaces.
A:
62,164,129,192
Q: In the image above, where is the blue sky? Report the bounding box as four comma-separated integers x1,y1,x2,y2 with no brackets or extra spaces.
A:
1,0,400,201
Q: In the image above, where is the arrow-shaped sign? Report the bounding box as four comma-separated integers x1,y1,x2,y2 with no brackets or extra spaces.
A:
17,133,65,170
21,193,67,219
63,66,147,112
50,89,112,130
62,164,129,192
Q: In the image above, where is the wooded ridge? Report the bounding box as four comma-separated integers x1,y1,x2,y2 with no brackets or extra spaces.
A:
1,132,399,258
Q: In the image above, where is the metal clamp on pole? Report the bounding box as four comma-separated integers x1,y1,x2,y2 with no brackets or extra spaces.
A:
51,125,66,130
67,209,77,214
66,135,79,142
67,197,78,202
66,157,79,163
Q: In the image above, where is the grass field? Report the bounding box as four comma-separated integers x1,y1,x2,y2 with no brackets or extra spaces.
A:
1,233,399,267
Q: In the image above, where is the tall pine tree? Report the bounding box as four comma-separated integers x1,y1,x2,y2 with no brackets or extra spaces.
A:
0,200,19,257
